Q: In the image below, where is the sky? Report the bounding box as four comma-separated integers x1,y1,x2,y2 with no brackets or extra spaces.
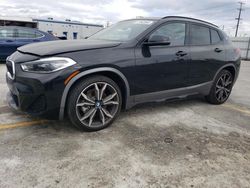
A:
0,0,249,36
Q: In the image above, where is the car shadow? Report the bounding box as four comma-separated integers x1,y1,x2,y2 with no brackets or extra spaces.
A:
128,95,205,111
33,95,207,132
0,95,207,134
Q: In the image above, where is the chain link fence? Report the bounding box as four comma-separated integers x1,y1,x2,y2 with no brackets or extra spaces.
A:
231,37,250,60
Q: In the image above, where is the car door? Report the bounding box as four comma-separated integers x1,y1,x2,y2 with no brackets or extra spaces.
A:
0,27,16,59
187,23,226,86
134,22,190,97
15,28,44,47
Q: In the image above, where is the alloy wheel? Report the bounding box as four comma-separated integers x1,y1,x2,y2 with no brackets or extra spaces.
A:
75,82,119,127
215,72,233,102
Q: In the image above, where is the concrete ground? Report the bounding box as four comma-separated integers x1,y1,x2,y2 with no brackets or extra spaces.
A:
0,61,250,188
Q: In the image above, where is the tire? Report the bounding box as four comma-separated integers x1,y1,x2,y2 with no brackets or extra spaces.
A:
67,75,122,131
206,69,234,105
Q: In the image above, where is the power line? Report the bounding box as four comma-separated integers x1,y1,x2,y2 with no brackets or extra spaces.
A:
235,1,245,37
195,7,236,17
175,2,236,15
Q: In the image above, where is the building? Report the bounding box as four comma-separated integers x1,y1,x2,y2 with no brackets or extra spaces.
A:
33,18,103,40
0,16,37,28
0,16,103,40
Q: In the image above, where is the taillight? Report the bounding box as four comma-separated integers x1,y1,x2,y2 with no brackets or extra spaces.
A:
234,48,241,56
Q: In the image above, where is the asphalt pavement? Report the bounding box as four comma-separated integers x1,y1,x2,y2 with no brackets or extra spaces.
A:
0,61,250,188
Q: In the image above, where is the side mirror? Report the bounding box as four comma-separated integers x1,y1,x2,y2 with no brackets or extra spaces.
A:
144,35,171,46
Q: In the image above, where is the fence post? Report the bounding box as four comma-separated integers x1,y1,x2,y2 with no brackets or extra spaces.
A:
246,37,250,60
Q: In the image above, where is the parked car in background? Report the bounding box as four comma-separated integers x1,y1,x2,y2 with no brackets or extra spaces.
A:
6,16,241,131
57,35,67,40
0,26,58,61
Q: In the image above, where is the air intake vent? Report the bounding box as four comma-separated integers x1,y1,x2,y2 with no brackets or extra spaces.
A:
6,59,15,80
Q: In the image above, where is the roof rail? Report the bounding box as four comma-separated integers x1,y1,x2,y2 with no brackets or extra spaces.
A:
162,16,218,28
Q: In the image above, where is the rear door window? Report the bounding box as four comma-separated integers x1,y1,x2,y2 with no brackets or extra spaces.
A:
211,29,221,44
190,24,210,45
0,28,15,39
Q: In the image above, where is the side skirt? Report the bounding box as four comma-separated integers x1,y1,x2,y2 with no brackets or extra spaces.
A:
126,81,213,109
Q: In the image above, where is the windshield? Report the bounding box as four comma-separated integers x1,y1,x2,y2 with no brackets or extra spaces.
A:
90,20,156,42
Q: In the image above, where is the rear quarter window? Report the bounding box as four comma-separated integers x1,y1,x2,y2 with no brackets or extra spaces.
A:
221,31,230,42
211,29,221,44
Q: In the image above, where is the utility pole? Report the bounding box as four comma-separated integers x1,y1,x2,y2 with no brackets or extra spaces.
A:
235,1,244,37
106,21,110,28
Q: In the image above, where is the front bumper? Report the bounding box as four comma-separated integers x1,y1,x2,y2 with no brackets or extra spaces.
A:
5,51,83,119
5,63,75,119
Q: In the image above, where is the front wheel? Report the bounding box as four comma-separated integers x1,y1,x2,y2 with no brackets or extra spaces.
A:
206,69,234,104
67,76,122,131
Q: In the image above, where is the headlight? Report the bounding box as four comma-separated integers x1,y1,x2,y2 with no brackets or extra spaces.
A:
21,57,76,73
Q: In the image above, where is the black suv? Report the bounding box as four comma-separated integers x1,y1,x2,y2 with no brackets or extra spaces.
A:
6,16,241,131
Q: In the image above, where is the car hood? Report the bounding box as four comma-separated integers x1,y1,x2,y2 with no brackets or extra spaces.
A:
17,39,121,56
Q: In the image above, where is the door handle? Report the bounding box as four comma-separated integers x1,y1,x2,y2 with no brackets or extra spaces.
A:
176,51,187,57
6,40,14,42
214,48,222,53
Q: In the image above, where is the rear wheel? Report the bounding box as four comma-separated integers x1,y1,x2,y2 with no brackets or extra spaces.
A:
206,69,234,104
67,76,122,131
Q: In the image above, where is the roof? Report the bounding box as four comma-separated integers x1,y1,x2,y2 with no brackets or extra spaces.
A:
0,16,36,23
0,26,47,33
33,19,103,28
124,16,218,28
0,26,38,29
162,16,218,28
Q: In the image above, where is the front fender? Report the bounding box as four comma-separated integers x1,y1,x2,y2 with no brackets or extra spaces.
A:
59,67,131,120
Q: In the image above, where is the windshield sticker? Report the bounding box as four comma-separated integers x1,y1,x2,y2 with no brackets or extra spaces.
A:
134,20,153,25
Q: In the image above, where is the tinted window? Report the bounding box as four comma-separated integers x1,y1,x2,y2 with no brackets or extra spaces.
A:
0,28,15,38
16,29,43,38
211,29,221,44
149,23,186,46
190,24,210,45
221,31,229,41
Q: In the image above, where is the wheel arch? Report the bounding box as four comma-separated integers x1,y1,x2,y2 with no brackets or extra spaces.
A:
223,66,236,80
59,67,131,120
213,64,236,83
